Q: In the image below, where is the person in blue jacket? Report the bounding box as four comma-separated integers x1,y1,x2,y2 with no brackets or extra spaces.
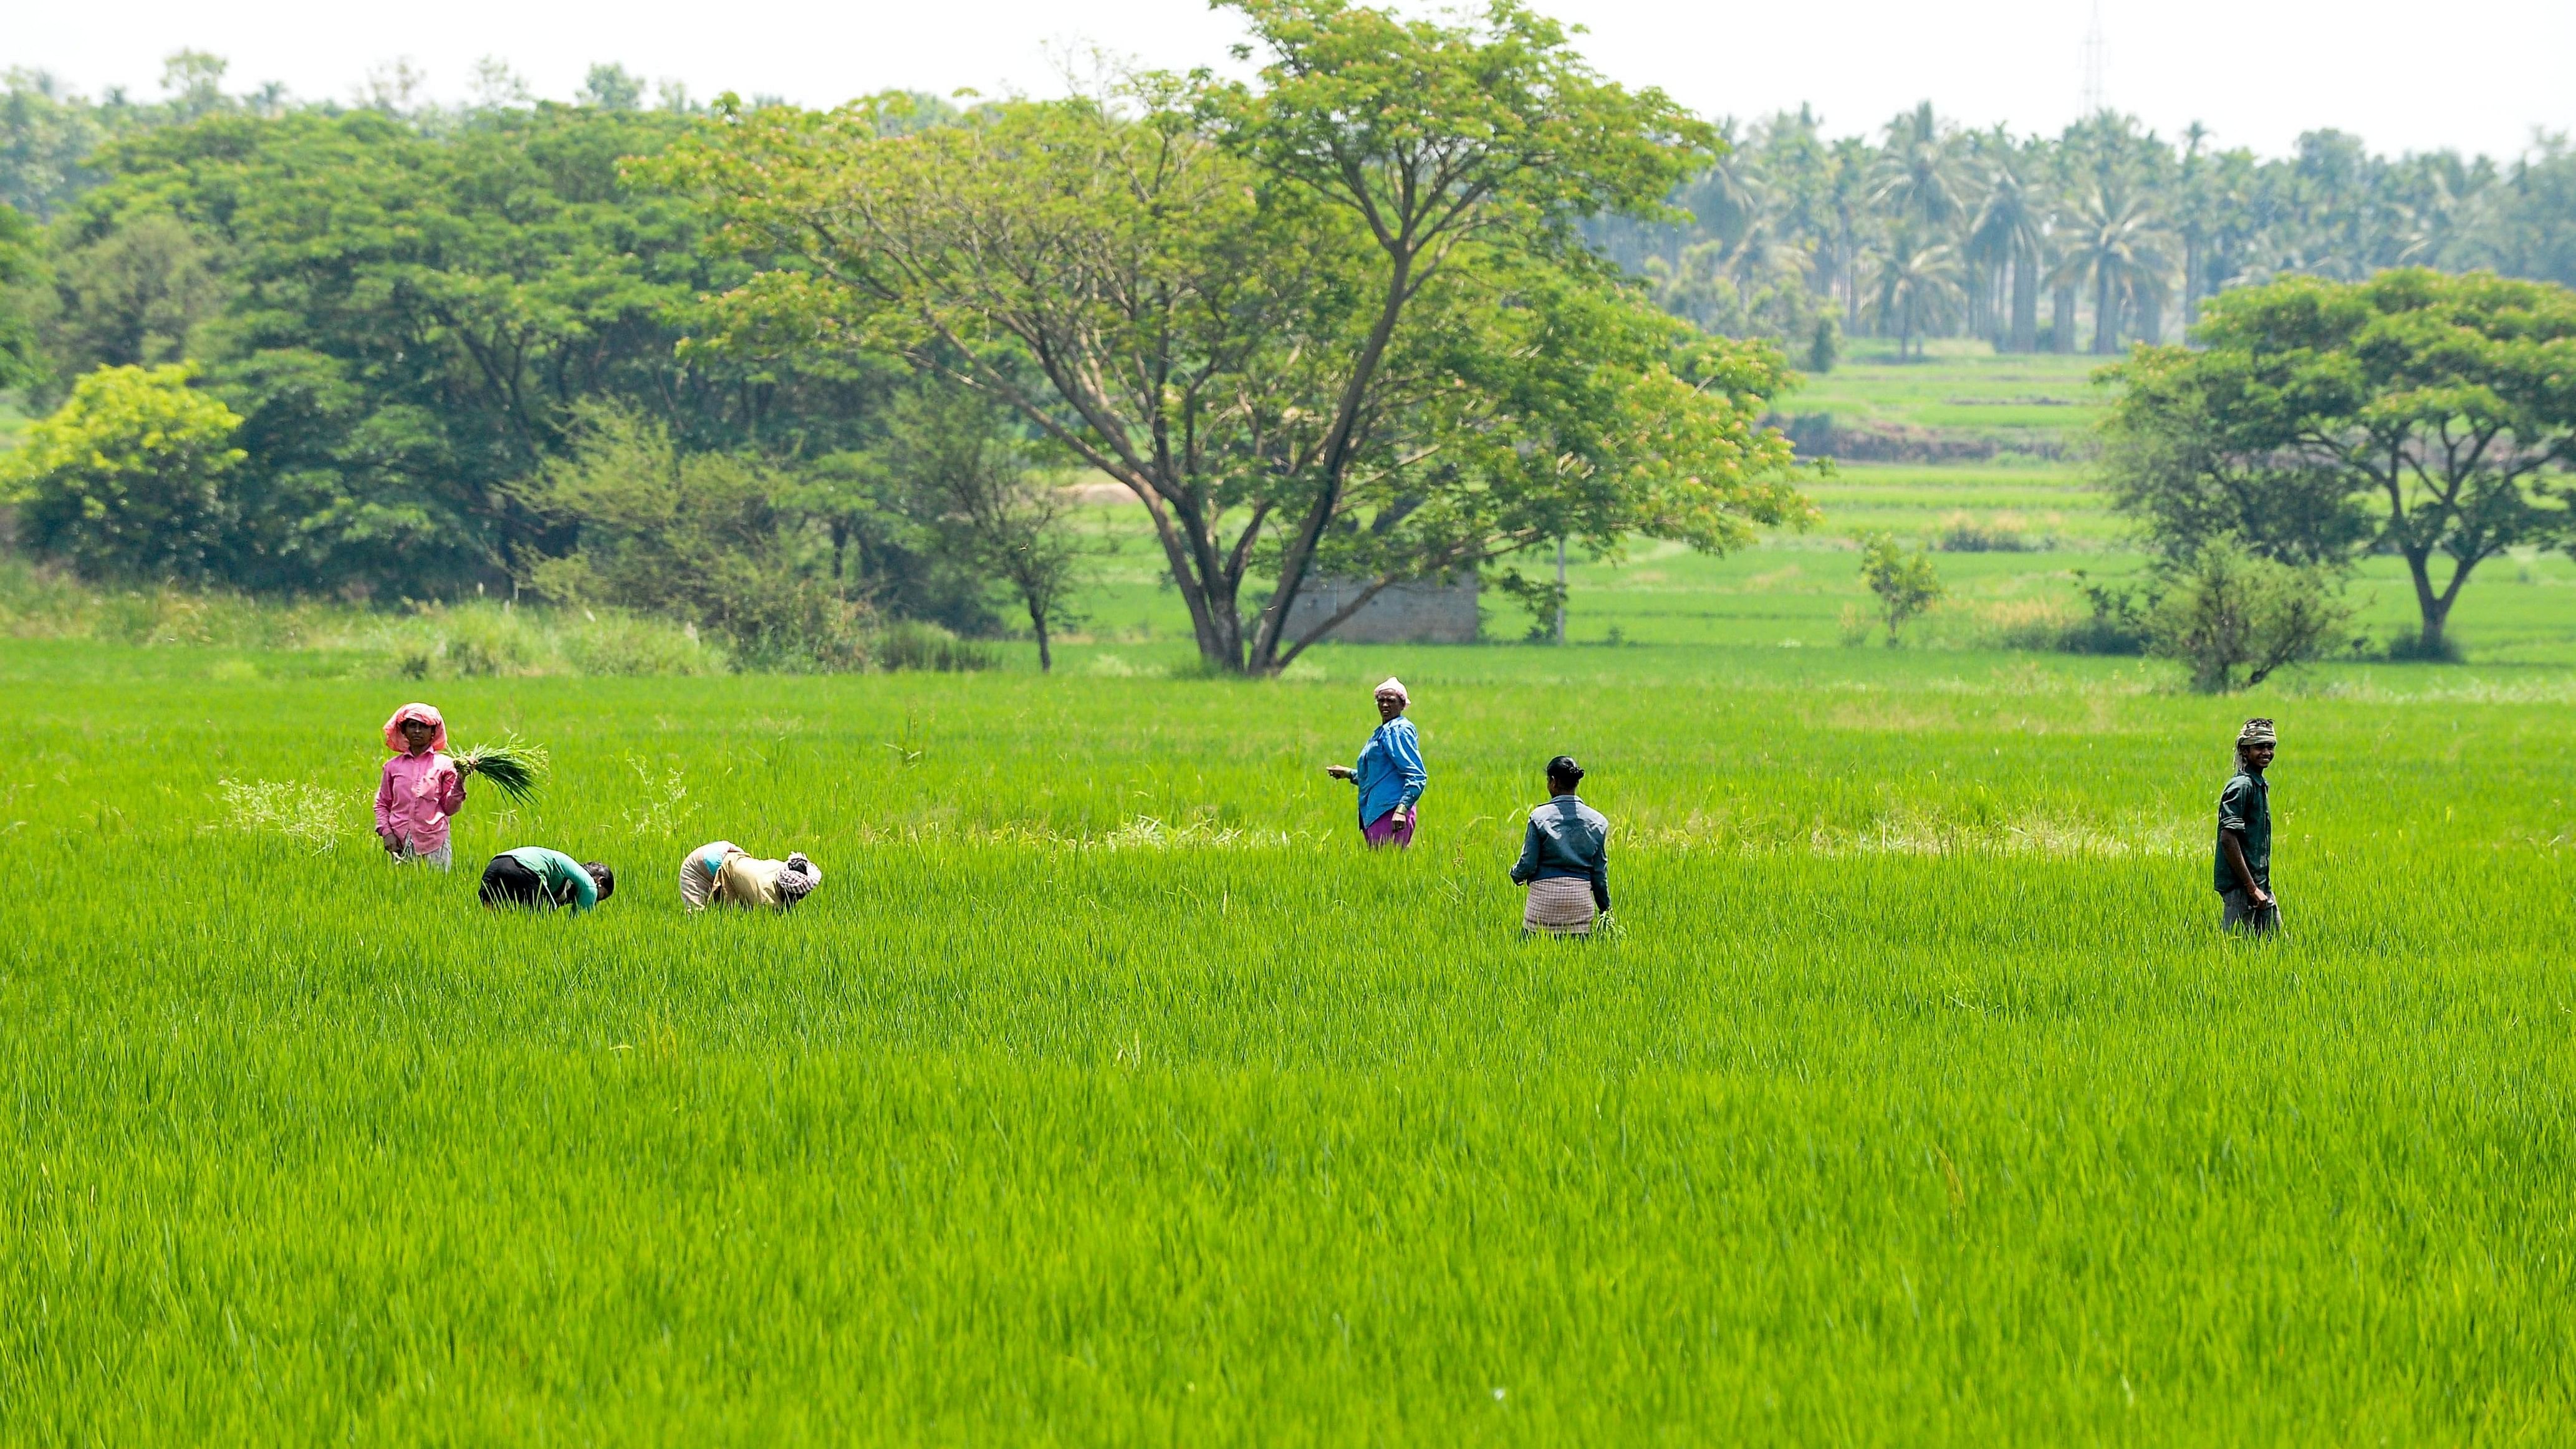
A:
1511,755,1610,936
1324,677,1426,848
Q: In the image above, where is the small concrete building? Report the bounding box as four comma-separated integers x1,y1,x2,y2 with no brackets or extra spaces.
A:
1278,574,1479,645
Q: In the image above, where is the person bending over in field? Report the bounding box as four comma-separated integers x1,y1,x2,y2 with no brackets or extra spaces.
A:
375,702,465,871
1324,678,1426,849
480,847,613,913
2216,718,2279,936
1511,755,1611,937
678,841,822,913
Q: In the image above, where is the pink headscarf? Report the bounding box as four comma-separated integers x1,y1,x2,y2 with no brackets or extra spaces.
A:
383,702,449,753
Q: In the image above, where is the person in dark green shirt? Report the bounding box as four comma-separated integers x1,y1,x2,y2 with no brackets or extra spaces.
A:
2214,718,2278,935
479,847,614,913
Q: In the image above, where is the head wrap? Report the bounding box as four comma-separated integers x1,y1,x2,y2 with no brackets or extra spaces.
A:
1373,677,1409,705
383,702,448,753
779,852,821,903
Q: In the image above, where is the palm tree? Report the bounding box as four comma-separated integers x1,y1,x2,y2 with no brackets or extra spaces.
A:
1827,136,1874,332
2050,181,2175,353
1867,229,1965,360
1966,163,2045,352
1872,102,1968,233
2176,122,2212,330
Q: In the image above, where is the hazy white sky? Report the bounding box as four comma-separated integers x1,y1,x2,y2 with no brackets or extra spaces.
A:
7,0,2571,160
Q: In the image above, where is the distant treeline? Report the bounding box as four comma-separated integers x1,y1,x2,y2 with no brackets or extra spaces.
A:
9,55,2573,365
1590,104,2576,362
1,44,2570,670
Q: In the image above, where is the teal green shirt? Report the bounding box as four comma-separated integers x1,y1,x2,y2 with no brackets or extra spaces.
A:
502,847,598,912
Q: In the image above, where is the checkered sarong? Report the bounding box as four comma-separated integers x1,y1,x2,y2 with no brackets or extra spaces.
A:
1522,876,1597,936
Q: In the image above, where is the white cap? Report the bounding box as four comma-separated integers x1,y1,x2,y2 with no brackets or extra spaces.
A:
1373,677,1409,703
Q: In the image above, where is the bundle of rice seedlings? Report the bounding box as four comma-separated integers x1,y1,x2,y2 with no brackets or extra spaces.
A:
454,734,550,802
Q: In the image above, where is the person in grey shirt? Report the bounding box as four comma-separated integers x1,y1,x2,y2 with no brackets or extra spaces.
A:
2216,718,2279,935
1511,754,1611,936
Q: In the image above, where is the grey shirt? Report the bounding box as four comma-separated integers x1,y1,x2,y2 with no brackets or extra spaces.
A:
1511,794,1610,912
2214,768,2271,893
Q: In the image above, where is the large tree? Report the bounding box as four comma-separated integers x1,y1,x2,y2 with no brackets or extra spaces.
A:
660,0,1810,673
2102,269,2576,655
39,104,888,593
0,201,42,387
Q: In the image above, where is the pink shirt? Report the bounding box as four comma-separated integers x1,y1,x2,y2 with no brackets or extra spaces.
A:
375,750,465,851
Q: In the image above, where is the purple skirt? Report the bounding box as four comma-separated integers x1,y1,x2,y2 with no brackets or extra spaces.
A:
1363,807,1416,849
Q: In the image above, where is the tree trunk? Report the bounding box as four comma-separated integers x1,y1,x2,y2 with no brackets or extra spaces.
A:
2009,255,2039,353
2050,284,2077,354
2403,547,2449,655
1842,229,1860,332
1031,607,1052,673
2092,267,2120,354
2182,234,2203,332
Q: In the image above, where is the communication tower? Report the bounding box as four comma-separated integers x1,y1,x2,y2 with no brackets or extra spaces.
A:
2082,1,2107,116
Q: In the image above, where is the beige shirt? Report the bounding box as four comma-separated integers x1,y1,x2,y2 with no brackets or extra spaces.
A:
711,850,821,910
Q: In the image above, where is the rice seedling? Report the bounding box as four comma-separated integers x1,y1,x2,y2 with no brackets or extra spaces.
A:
452,733,549,802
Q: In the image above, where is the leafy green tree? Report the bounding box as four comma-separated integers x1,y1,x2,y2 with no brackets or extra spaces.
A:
2,70,116,218
2097,346,2375,567
2147,541,2353,691
26,211,228,398
0,201,42,387
1857,531,1943,644
660,1,1810,674
510,404,867,669
2103,269,2576,655
878,383,1089,672
0,362,246,579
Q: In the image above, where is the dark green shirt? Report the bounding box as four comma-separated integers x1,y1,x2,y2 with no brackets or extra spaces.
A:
2213,769,2271,893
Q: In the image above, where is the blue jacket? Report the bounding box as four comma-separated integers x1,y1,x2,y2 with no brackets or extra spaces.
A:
1511,795,1611,911
1351,716,1427,826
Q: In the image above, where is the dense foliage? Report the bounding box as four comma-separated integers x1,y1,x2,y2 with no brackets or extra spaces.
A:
2100,269,2576,654
0,362,246,579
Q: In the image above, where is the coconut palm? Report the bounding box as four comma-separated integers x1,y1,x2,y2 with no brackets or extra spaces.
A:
1871,102,1968,234
1966,162,2045,352
1867,229,1965,360
2050,181,2176,352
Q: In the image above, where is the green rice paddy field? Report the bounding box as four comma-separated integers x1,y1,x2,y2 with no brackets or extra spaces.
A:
7,642,2576,1443
9,354,2576,1442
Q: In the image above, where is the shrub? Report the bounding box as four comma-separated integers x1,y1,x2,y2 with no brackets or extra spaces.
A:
1857,532,1944,646
875,620,1000,673
2147,543,2355,691
0,363,247,580
1936,511,2051,553
512,405,870,670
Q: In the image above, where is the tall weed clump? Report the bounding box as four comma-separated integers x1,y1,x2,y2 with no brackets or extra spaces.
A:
372,604,730,679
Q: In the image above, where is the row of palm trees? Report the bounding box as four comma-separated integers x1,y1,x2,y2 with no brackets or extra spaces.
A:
1593,102,2575,359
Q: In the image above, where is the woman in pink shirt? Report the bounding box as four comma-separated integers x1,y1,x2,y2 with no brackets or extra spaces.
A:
376,702,467,870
